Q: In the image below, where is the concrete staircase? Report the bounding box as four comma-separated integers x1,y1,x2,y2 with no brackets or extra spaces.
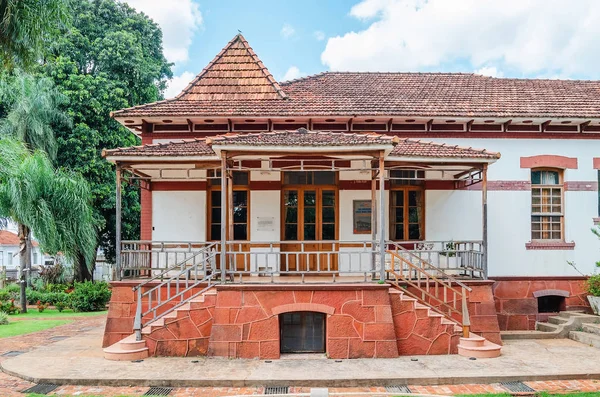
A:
569,322,600,348
501,311,599,340
103,289,216,360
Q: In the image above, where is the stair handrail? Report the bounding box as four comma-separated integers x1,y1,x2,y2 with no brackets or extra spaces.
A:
132,243,218,341
386,243,471,337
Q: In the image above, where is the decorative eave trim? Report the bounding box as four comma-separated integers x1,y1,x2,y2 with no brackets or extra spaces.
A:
520,155,578,169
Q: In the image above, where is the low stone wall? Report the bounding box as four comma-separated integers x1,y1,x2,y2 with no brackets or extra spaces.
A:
491,277,590,330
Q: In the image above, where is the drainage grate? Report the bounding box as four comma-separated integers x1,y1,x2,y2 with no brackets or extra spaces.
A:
21,383,59,394
265,386,289,395
500,381,535,393
386,385,412,394
143,386,173,396
2,351,24,357
49,336,68,341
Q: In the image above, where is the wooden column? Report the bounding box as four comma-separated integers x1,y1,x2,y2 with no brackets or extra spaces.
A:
378,152,386,281
220,152,227,282
482,163,488,279
371,166,377,278
115,165,122,281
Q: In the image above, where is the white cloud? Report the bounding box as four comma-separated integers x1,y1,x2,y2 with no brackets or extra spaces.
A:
123,0,203,64
314,30,326,41
475,66,503,78
164,71,195,98
282,66,303,81
321,0,600,78
281,23,295,39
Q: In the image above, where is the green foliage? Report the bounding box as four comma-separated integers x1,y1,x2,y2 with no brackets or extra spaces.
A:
54,300,66,312
587,274,600,297
0,311,8,325
0,138,98,279
69,281,111,312
45,283,71,293
39,263,68,286
0,299,18,314
0,0,69,70
38,0,173,264
25,289,70,306
0,73,71,160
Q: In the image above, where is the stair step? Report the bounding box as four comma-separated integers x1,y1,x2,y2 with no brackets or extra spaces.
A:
549,316,569,325
559,310,586,318
537,322,560,332
569,331,600,348
103,336,149,361
501,330,558,340
582,323,600,336
457,342,502,358
458,335,486,348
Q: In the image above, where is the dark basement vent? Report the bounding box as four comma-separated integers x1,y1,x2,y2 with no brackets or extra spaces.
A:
500,381,535,393
143,386,173,395
21,383,59,394
386,385,412,393
265,386,289,394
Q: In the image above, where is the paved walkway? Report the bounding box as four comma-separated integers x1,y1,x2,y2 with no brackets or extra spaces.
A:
3,324,600,390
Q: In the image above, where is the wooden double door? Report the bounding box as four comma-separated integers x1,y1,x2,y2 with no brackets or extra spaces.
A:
281,187,338,273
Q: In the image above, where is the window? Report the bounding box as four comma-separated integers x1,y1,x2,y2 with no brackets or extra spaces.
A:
33,252,38,265
283,171,335,186
6,252,13,266
389,170,424,241
531,169,563,240
208,170,249,241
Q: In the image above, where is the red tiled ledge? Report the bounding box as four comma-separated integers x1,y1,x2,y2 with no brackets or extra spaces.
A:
525,241,575,250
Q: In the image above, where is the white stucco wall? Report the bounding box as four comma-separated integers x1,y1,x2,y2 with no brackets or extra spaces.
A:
418,138,600,277
152,191,206,241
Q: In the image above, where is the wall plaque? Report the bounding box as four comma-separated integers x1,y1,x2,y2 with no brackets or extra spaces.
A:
353,200,372,234
257,217,275,231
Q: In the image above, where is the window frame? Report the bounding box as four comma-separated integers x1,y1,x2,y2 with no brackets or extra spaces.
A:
207,170,250,241
530,168,564,241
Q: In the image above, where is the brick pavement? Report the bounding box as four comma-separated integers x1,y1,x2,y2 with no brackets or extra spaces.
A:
1,315,600,396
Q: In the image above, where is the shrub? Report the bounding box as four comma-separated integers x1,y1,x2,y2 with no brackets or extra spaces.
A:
5,283,20,294
69,281,111,312
36,300,49,312
0,289,10,301
0,300,18,315
39,262,67,285
0,312,8,325
26,289,70,306
46,283,70,293
588,274,600,297
55,300,66,312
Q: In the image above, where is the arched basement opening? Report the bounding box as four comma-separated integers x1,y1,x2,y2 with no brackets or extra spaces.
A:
533,289,569,314
279,311,326,354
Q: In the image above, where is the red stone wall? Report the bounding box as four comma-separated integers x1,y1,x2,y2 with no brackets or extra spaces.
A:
492,277,590,330
207,285,399,359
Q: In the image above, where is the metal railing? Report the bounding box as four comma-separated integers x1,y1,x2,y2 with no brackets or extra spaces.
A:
390,240,485,279
121,240,215,279
132,242,218,340
224,240,377,283
386,241,472,336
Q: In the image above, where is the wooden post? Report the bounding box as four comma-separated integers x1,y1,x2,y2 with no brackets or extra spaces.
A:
378,152,386,281
371,166,377,278
115,165,122,281
482,163,488,279
220,152,227,283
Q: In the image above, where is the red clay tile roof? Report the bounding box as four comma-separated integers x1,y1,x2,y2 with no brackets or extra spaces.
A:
209,129,397,147
102,139,215,157
392,139,500,159
0,230,39,246
176,34,287,101
103,130,499,160
113,67,600,119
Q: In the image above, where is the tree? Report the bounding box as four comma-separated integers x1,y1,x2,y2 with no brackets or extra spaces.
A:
0,0,69,70
39,0,172,266
0,73,71,161
0,138,97,312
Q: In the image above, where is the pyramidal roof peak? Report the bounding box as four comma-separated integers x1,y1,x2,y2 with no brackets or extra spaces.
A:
175,34,287,101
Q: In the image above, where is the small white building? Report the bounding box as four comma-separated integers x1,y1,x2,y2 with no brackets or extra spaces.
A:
0,230,45,275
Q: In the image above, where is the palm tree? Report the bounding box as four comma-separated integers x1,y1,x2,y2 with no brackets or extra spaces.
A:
0,0,69,70
0,74,71,161
0,138,97,312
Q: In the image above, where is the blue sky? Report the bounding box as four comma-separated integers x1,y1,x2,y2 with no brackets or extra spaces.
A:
124,0,600,98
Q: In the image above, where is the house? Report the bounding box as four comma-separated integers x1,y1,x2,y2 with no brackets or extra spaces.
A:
101,34,599,361
0,230,45,280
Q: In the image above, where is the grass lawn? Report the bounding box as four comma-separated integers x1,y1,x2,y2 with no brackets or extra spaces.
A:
0,319,72,338
10,308,107,319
